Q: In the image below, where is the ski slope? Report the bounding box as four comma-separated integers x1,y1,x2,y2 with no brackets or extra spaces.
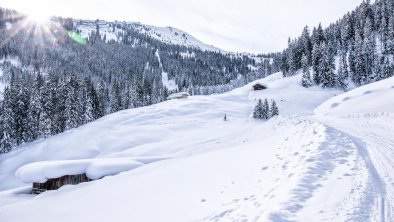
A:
0,73,393,221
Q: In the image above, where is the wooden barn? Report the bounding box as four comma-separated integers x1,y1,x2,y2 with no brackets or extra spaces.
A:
168,92,190,100
32,173,92,194
253,83,267,91
17,158,146,194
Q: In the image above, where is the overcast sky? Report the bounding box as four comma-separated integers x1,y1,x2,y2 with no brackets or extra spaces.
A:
1,0,364,53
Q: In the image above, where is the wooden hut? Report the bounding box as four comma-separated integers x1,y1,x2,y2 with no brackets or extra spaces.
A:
32,173,91,194
253,83,267,91
168,92,190,100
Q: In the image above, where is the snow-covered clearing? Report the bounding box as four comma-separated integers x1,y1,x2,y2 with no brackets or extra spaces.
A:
156,49,178,91
315,76,394,221
0,73,393,221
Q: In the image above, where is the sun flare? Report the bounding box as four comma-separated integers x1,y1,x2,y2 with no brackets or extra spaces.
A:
25,9,51,25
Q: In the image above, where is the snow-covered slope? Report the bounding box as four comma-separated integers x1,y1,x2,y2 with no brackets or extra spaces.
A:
135,23,223,52
1,74,393,221
314,76,394,221
76,20,223,52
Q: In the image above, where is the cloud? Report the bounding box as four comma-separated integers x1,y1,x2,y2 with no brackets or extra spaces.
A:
0,0,364,53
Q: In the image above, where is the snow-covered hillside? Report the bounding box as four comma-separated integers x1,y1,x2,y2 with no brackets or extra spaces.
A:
76,20,223,52
0,73,393,221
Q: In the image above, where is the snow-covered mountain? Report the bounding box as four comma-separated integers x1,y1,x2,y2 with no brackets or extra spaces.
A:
76,20,224,52
1,71,393,221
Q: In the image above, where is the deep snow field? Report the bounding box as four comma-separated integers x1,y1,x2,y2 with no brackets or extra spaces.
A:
0,72,393,222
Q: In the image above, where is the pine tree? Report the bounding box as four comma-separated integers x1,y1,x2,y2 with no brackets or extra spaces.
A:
262,99,270,120
337,53,349,91
98,81,108,116
301,53,312,87
27,73,44,141
253,99,263,119
65,75,82,130
312,43,322,84
0,87,16,152
83,77,99,123
363,17,376,83
110,81,122,112
351,29,366,85
320,43,336,88
301,26,312,64
377,55,392,80
387,14,394,53
270,100,279,117
40,81,53,137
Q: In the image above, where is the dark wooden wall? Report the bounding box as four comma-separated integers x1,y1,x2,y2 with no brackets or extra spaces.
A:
32,174,91,194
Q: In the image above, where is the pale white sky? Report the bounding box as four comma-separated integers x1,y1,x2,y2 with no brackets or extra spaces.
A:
0,0,364,53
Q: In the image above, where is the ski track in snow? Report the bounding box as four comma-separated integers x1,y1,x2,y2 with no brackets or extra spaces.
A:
320,116,394,222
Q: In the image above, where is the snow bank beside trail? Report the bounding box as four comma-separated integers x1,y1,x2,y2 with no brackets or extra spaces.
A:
315,77,394,116
16,158,145,183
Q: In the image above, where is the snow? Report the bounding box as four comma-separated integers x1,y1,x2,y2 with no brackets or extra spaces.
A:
1,72,394,221
75,20,224,52
315,76,394,116
0,56,21,67
136,24,223,52
5,22,12,30
155,49,178,91
15,158,144,183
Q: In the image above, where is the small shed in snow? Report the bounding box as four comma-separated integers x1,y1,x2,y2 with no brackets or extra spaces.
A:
253,83,267,91
32,174,91,194
168,92,190,100
16,158,146,194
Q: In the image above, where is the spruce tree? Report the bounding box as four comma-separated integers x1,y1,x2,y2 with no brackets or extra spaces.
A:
253,99,263,119
65,75,81,130
312,43,322,84
363,17,376,83
337,53,349,91
320,43,336,88
27,73,44,141
270,100,279,117
110,81,122,112
1,87,16,152
301,54,312,87
352,28,366,85
262,99,270,120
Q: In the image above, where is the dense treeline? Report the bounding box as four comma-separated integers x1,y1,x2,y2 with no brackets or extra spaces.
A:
281,0,394,90
0,8,268,153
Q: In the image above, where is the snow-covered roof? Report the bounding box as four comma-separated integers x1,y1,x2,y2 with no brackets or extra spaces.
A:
15,158,144,183
168,92,190,99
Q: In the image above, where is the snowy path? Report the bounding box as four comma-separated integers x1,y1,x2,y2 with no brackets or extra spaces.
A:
318,115,394,221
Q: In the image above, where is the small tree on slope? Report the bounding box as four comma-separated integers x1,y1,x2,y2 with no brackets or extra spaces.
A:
262,99,270,120
253,99,263,119
270,100,279,117
301,53,313,88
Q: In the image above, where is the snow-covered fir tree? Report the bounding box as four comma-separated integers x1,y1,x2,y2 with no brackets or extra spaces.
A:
270,100,279,117
253,99,264,119
301,54,313,87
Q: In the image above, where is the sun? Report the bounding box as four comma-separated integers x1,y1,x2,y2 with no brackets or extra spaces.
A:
27,11,50,25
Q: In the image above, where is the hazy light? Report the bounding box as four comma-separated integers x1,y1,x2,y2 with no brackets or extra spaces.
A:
27,12,50,25
68,31,87,45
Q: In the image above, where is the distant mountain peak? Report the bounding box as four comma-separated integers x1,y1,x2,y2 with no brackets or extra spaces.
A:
75,19,225,53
